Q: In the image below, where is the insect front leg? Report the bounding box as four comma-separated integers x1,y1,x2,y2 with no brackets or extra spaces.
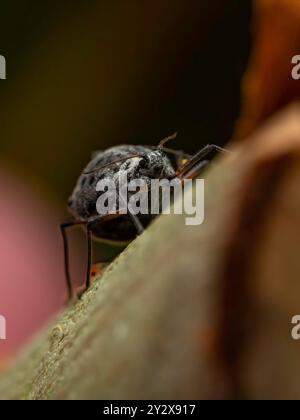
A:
127,209,144,234
78,210,143,298
61,217,103,301
179,160,210,180
60,220,86,301
79,214,108,299
118,190,144,235
176,144,229,178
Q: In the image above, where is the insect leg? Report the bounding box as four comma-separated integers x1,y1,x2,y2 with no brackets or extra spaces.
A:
127,209,144,234
118,189,144,235
79,212,131,297
180,160,209,180
176,144,229,178
78,210,144,298
79,215,108,298
60,220,86,301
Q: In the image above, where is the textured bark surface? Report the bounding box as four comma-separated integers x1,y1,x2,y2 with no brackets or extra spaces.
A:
1,105,300,399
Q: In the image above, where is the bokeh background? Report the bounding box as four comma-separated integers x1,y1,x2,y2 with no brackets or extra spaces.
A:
0,1,251,363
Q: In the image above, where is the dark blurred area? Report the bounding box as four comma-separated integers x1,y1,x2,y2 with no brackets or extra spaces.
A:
0,1,251,361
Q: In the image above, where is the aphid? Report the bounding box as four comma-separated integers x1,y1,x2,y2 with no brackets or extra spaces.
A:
61,133,227,299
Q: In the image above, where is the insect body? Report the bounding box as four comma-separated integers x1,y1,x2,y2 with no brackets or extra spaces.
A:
68,145,176,242
61,135,227,300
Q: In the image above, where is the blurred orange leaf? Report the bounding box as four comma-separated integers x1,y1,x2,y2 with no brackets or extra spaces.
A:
235,0,300,140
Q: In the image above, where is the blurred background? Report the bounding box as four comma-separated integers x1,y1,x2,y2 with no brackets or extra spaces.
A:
0,1,252,363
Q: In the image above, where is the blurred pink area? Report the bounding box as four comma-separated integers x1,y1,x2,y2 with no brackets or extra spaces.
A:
0,166,75,363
